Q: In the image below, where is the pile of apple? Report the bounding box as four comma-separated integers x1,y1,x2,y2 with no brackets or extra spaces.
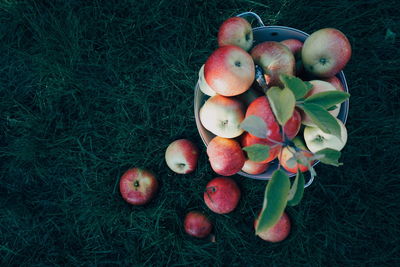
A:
118,16,352,243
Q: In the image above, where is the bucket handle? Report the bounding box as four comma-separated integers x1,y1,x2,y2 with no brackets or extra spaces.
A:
236,11,265,28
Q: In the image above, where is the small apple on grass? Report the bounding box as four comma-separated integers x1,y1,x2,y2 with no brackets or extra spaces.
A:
165,139,199,174
302,28,352,78
217,17,253,51
254,211,291,242
204,45,255,96
184,211,213,238
204,177,241,214
119,168,158,205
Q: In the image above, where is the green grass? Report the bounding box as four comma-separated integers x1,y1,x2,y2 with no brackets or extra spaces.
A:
1,0,399,265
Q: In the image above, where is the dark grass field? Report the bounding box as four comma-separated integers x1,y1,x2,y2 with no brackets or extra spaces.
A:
1,0,399,266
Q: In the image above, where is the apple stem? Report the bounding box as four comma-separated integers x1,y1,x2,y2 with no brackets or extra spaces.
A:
134,180,139,187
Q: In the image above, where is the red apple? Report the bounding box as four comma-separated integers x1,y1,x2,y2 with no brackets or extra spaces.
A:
281,39,304,76
254,211,291,242
281,39,303,58
205,45,255,96
242,159,269,175
250,41,295,87
199,95,245,138
241,96,301,163
283,108,302,140
323,76,345,91
218,17,253,51
204,177,241,214
165,139,199,174
119,168,158,205
184,211,213,238
302,28,352,78
207,136,245,176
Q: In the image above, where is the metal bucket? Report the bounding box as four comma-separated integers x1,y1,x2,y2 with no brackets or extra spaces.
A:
194,12,349,186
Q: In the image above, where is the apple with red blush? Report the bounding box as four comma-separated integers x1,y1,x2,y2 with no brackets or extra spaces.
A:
184,211,213,238
204,45,255,96
302,28,352,78
254,211,291,242
207,136,245,176
204,177,241,214
251,41,295,87
165,139,199,174
217,17,253,51
119,168,158,206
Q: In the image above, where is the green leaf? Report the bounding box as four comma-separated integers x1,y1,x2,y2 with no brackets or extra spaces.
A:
256,169,290,234
243,144,270,162
266,87,296,126
240,115,267,139
301,103,341,138
314,148,342,167
305,91,350,109
287,170,305,206
280,74,313,100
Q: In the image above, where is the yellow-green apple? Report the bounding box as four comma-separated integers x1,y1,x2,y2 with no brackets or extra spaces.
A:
200,95,245,138
254,211,291,242
301,80,341,126
250,41,295,87
165,139,199,174
279,138,314,173
304,118,348,153
184,211,213,238
204,177,241,214
323,76,345,91
207,136,245,176
302,28,352,78
119,168,158,205
217,17,253,51
242,159,269,175
204,45,255,96
198,64,216,96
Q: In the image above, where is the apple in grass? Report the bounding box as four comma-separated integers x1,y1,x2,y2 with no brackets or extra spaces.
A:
254,211,291,242
304,118,348,153
250,41,295,87
204,177,241,214
184,211,213,238
302,28,352,78
207,136,245,176
217,17,253,51
204,45,255,96
165,139,199,174
301,80,341,126
199,95,245,138
119,168,158,205
242,159,269,175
